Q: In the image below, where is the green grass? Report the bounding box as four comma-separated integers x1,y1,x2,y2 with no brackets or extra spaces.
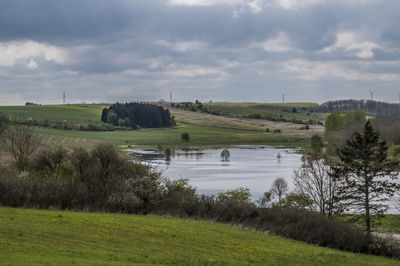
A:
0,104,315,149
0,206,398,265
203,103,327,124
36,123,311,149
0,104,107,125
340,215,400,234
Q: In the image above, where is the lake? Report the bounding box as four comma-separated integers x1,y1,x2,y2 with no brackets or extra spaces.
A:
144,146,303,200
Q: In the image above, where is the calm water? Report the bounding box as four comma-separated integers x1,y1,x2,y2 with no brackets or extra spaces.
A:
146,146,302,199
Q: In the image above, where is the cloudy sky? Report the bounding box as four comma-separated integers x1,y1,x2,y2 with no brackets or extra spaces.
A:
0,0,399,105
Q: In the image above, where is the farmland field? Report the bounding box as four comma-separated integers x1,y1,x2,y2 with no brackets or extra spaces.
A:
0,104,323,149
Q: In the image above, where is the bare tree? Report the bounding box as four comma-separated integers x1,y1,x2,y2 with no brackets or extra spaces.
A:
270,177,288,204
293,155,339,216
3,123,39,172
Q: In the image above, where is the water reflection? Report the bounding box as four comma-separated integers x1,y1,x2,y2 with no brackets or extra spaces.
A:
146,146,303,200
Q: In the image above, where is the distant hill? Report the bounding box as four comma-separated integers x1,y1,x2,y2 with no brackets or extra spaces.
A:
318,99,400,117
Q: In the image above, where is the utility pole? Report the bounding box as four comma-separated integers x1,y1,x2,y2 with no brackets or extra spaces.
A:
63,92,66,105
170,92,172,104
282,93,285,103
369,90,374,101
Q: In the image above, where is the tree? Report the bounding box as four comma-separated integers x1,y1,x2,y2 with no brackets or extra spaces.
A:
181,132,190,142
257,191,272,208
310,134,324,154
2,123,39,172
293,155,339,216
220,149,230,162
0,113,8,135
217,187,252,204
331,120,399,236
280,192,313,210
270,177,289,204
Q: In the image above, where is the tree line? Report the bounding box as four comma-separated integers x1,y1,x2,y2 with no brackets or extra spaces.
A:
318,99,400,117
101,102,174,129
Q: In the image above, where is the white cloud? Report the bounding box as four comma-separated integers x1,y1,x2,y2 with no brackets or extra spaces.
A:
259,32,292,52
322,32,380,59
0,41,67,67
166,66,228,78
26,59,38,70
154,40,206,52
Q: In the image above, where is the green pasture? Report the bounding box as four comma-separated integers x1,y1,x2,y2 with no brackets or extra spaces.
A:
203,103,327,124
36,124,310,149
0,104,107,125
0,206,397,265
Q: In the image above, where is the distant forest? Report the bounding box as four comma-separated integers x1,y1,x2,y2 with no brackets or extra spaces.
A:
101,102,174,129
318,99,400,117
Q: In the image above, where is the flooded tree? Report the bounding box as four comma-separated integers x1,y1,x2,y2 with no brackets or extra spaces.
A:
220,149,230,162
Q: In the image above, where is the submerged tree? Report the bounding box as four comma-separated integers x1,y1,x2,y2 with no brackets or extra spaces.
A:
331,120,399,236
220,149,230,162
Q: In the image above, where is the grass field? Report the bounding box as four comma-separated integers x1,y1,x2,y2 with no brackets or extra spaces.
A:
0,104,107,125
203,102,327,124
0,104,320,149
0,206,398,265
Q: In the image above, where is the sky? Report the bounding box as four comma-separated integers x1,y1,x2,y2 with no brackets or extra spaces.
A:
0,0,399,105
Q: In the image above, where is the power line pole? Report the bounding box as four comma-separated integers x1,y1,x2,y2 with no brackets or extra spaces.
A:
369,90,374,101
170,92,172,104
282,93,285,103
63,92,66,105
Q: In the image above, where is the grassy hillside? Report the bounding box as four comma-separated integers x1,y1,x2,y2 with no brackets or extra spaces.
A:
0,206,397,265
0,104,321,149
203,102,327,124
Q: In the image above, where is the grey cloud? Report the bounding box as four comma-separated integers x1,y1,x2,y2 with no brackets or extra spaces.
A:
0,0,400,104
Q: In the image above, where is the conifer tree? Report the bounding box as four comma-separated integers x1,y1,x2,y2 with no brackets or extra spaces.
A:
331,120,399,236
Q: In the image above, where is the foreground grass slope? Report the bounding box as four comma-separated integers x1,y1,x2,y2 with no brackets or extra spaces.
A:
0,207,397,265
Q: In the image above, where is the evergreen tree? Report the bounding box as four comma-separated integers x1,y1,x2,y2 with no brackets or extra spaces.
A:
331,120,399,236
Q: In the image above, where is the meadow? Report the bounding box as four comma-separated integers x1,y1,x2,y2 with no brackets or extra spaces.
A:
204,102,327,124
0,104,319,149
0,206,398,265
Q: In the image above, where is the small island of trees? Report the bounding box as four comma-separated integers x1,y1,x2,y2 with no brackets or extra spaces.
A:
101,102,175,129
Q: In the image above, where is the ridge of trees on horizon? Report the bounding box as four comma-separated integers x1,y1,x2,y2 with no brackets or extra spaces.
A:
101,102,174,129
318,99,400,117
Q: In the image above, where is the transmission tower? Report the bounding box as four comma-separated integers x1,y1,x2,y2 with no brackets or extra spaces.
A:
63,92,66,105
282,93,285,103
369,91,374,101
